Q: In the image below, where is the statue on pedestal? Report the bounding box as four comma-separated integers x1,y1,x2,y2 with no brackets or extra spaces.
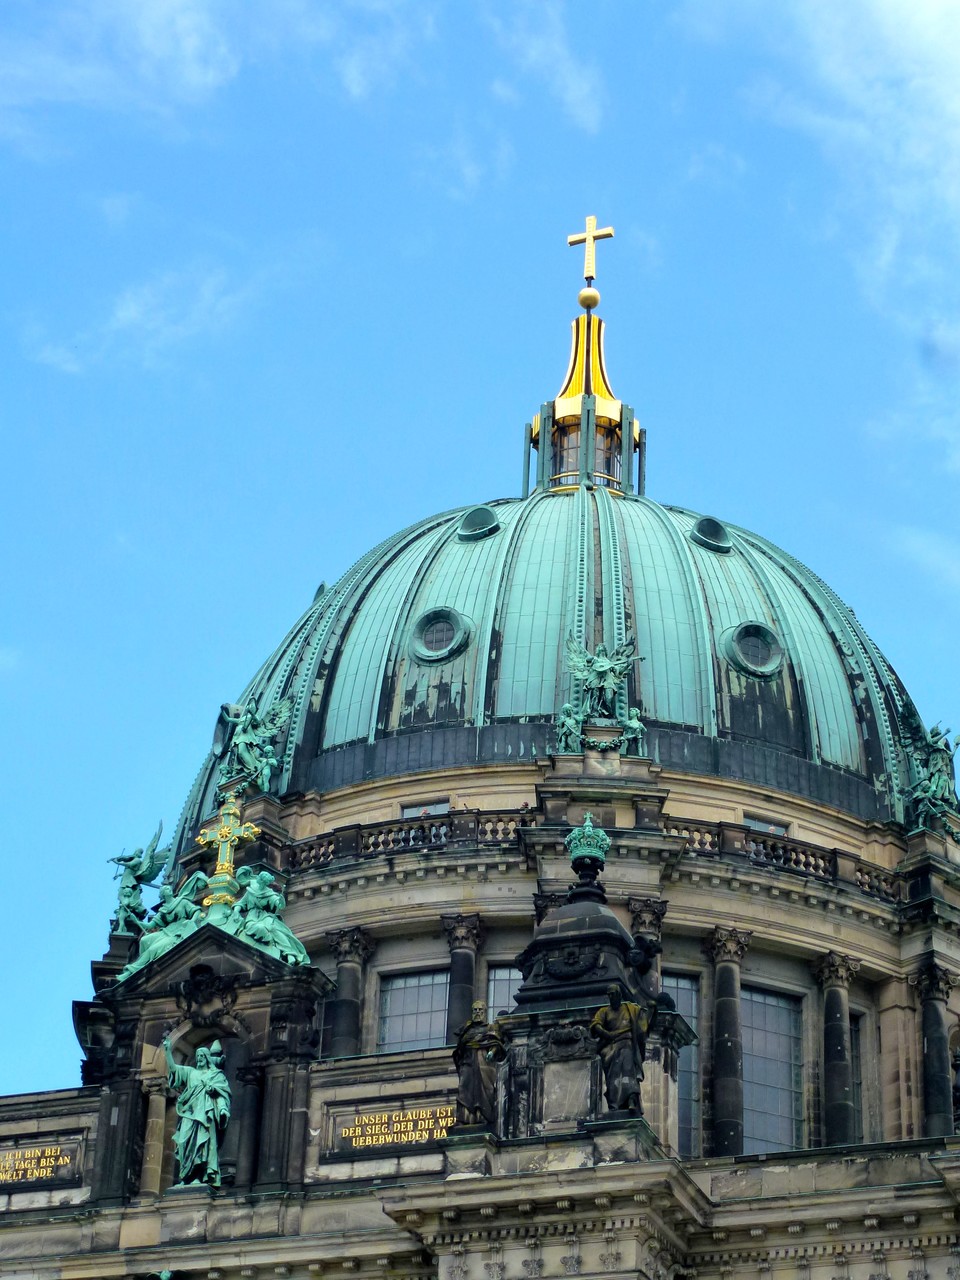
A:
619,706,645,756
453,1001,506,1128
163,1038,231,1187
215,694,292,797
565,633,639,720
589,983,653,1115
555,703,583,753
907,722,959,833
109,820,170,934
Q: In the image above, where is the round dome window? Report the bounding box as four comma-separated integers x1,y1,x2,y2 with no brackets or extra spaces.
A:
410,607,471,663
721,621,784,678
457,505,501,542
690,515,733,553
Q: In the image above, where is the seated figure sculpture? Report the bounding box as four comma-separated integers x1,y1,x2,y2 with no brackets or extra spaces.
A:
223,868,310,966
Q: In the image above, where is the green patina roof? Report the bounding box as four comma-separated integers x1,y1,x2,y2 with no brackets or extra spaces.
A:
174,485,925,847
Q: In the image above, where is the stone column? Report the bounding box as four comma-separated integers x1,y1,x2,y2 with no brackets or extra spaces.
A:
706,926,751,1157
628,897,668,986
910,960,959,1137
138,1077,167,1198
814,951,861,1146
326,927,375,1058
442,913,484,1042
233,1064,263,1189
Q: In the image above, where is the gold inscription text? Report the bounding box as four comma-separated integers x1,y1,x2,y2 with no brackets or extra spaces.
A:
339,1105,455,1148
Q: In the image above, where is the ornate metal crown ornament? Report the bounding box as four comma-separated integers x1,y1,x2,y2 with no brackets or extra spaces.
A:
564,812,611,867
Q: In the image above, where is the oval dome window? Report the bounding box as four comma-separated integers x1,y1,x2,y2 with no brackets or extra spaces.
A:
457,505,501,542
410,607,472,663
721,621,784,678
690,515,733,553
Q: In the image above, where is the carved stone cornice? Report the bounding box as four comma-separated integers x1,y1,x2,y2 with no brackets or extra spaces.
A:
814,951,861,990
327,926,375,965
628,896,668,941
442,912,484,952
704,926,752,965
909,960,960,1003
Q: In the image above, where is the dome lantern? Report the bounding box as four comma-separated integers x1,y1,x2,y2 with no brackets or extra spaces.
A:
526,216,645,497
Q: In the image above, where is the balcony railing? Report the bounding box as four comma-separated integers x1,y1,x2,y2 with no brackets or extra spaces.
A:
290,810,540,872
289,809,900,902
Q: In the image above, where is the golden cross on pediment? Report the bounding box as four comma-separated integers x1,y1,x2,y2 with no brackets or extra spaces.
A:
567,215,614,283
196,792,261,877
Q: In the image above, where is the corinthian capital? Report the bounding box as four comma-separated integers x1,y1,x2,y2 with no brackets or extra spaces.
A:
628,896,668,941
442,913,484,952
705,926,752,965
909,960,960,1003
814,951,861,990
327,926,375,965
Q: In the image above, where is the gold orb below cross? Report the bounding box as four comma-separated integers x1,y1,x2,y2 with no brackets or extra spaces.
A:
578,286,601,310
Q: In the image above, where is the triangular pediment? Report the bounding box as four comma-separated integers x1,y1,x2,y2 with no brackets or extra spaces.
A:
108,923,307,996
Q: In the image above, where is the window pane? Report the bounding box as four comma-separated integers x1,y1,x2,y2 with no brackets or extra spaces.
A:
487,965,522,1017
742,987,803,1154
661,973,701,1157
378,971,450,1052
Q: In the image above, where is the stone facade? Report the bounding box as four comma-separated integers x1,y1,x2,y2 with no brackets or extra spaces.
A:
2,748,960,1278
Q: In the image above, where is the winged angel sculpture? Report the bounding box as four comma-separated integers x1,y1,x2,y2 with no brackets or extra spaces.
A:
564,633,639,720
215,694,293,797
109,821,172,935
906,721,959,834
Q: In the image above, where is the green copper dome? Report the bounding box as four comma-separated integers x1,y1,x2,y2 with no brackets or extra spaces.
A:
175,483,925,843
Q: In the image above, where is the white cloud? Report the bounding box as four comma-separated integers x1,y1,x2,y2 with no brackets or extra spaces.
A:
28,262,256,372
0,0,437,139
419,126,514,203
683,0,960,466
484,2,603,134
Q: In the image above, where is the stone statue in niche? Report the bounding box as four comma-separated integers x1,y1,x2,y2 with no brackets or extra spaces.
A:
589,983,654,1115
564,633,639,719
163,1038,231,1187
453,1000,506,1128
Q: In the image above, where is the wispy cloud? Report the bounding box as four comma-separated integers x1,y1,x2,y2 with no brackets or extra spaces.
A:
0,0,437,141
892,526,960,595
27,261,257,373
686,142,746,185
419,128,514,203
683,0,960,466
0,647,22,673
484,1,603,134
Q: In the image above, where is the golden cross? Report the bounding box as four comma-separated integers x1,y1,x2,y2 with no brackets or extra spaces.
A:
196,791,261,878
567,215,614,283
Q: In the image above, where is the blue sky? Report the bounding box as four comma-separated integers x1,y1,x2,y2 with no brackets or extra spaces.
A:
2,1,959,1095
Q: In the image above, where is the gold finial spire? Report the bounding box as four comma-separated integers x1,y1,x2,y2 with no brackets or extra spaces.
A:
568,215,614,281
